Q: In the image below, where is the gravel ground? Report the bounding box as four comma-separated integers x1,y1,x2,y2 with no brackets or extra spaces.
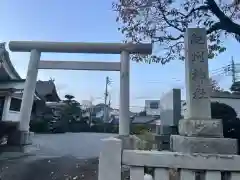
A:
0,133,118,180
0,156,100,180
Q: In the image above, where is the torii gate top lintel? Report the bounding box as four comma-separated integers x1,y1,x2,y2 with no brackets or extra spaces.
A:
9,41,152,54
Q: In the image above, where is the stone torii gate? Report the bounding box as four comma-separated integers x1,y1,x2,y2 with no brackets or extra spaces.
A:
8,41,152,145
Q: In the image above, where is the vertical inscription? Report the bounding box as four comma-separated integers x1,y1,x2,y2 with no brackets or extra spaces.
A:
192,85,207,99
190,32,208,99
190,33,205,45
191,68,207,81
192,51,205,62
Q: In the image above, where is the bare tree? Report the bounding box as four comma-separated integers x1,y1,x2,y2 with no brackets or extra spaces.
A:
210,78,224,92
113,0,240,64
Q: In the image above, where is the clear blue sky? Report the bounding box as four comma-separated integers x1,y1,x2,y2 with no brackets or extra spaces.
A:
1,0,239,112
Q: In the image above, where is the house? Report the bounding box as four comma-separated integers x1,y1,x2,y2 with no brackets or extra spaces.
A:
32,80,61,121
45,101,66,117
81,103,136,124
131,115,159,124
0,43,43,124
88,103,111,121
0,43,61,127
145,100,161,116
35,80,61,102
0,43,45,140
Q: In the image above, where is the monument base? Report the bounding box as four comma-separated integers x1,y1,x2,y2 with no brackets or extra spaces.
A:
178,119,223,138
155,125,178,151
7,131,33,146
154,134,170,150
170,135,238,154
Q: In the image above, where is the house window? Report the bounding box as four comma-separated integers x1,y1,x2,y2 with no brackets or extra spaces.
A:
9,98,22,111
149,102,159,109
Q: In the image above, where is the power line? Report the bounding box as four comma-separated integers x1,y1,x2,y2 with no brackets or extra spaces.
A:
113,105,147,108
130,64,232,100
130,65,231,86
90,63,234,109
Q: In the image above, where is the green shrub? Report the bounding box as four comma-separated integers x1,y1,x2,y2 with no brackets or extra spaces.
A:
131,124,150,135
30,120,49,133
90,124,119,133
68,122,90,132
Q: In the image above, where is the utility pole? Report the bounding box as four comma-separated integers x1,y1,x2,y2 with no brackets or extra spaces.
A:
231,56,236,83
89,97,94,127
103,76,110,123
108,93,111,107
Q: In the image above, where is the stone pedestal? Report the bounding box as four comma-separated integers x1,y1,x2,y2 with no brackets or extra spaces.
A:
178,119,223,137
7,131,33,146
171,119,238,154
170,134,238,154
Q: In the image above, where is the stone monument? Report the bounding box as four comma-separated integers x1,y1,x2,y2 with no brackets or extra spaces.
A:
170,28,238,154
160,88,181,131
155,89,181,150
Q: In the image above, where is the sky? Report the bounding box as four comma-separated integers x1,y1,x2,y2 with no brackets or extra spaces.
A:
1,0,239,112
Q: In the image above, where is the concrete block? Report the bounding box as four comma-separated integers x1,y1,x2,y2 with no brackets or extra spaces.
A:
178,119,223,138
170,135,238,155
98,137,122,180
7,131,34,146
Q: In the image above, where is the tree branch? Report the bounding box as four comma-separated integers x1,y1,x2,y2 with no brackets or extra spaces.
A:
166,34,184,40
185,5,210,18
206,0,230,21
157,4,185,32
207,22,222,34
154,34,184,42
162,13,184,32
206,0,240,35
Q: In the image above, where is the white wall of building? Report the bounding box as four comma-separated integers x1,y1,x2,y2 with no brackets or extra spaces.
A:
211,97,240,117
110,109,119,116
1,95,21,122
81,100,93,110
96,110,104,118
95,108,118,119
181,92,240,118
145,100,161,116
3,111,20,122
